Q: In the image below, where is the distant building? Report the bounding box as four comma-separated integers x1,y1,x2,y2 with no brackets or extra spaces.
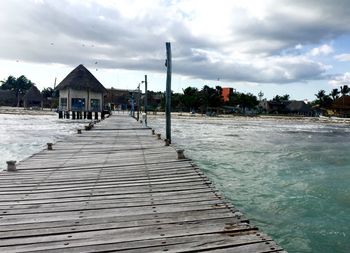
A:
260,100,313,115
221,87,233,102
23,85,43,109
105,88,135,111
332,95,350,116
0,90,17,106
55,64,107,112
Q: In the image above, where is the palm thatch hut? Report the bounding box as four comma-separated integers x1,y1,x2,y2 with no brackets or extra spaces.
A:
55,65,107,118
23,85,43,109
285,101,312,116
0,90,17,106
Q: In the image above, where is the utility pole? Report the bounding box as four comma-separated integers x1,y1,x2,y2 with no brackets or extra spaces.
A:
165,42,172,143
144,75,148,126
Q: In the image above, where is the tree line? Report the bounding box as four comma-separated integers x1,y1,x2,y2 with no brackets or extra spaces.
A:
314,85,350,108
2,74,350,113
162,85,259,113
0,75,57,106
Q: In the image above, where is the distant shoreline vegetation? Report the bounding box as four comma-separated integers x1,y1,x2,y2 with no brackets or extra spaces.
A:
1,75,350,118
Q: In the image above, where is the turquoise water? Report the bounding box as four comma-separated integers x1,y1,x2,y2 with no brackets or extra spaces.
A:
149,116,350,253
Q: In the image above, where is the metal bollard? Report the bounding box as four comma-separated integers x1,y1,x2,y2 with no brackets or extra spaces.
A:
6,160,17,172
164,139,170,146
177,149,185,159
77,129,82,134
156,133,161,140
47,143,53,150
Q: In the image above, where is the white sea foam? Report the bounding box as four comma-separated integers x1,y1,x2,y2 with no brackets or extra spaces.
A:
0,113,85,170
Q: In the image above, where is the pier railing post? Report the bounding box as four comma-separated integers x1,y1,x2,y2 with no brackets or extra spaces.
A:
164,139,170,146
6,160,17,172
47,143,53,150
177,149,185,159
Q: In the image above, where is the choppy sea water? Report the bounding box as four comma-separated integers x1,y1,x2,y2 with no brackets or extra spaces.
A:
0,113,85,171
148,116,350,253
0,113,349,252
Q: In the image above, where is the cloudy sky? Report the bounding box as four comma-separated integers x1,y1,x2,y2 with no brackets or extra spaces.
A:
1,0,350,100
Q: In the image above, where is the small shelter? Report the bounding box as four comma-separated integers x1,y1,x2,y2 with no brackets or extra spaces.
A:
55,64,107,119
23,86,43,109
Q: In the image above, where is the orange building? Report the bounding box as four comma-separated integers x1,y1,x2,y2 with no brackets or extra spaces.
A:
221,87,233,102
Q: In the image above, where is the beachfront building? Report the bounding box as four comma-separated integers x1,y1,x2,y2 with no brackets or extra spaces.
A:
23,85,43,109
55,64,107,119
332,95,350,117
221,87,233,102
105,88,133,111
0,90,17,106
259,100,313,115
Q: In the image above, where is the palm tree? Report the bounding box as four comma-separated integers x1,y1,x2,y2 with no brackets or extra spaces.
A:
340,85,350,107
315,90,326,101
330,88,340,100
340,85,350,96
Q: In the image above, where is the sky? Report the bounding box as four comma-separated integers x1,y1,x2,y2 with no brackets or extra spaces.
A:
1,0,350,101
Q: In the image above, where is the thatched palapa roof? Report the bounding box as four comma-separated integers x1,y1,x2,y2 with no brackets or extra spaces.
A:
285,101,311,113
55,64,107,93
23,85,43,102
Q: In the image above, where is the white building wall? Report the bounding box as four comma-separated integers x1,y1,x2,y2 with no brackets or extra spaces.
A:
59,88,103,111
59,89,69,111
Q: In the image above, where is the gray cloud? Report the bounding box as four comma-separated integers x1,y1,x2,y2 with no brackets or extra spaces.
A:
0,0,349,85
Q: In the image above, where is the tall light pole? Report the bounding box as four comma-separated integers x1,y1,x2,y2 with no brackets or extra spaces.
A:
144,75,148,126
165,42,172,143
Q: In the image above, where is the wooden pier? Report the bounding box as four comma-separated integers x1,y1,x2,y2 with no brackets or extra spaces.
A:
0,114,285,252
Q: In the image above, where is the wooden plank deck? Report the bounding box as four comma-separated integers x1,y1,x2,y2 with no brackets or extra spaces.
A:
0,114,286,253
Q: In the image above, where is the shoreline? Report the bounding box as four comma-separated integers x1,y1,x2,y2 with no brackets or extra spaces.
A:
2,107,349,124
0,106,56,116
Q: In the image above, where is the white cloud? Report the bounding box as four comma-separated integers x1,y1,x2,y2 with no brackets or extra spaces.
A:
295,44,303,50
308,44,334,56
334,53,350,62
0,0,349,86
329,72,350,86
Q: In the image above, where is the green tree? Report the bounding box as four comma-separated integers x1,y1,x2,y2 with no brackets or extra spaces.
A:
315,90,332,108
199,85,223,113
1,75,34,106
0,76,16,90
41,87,58,98
272,94,290,102
340,85,350,96
171,92,183,111
227,92,258,113
330,88,340,100
181,87,200,112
